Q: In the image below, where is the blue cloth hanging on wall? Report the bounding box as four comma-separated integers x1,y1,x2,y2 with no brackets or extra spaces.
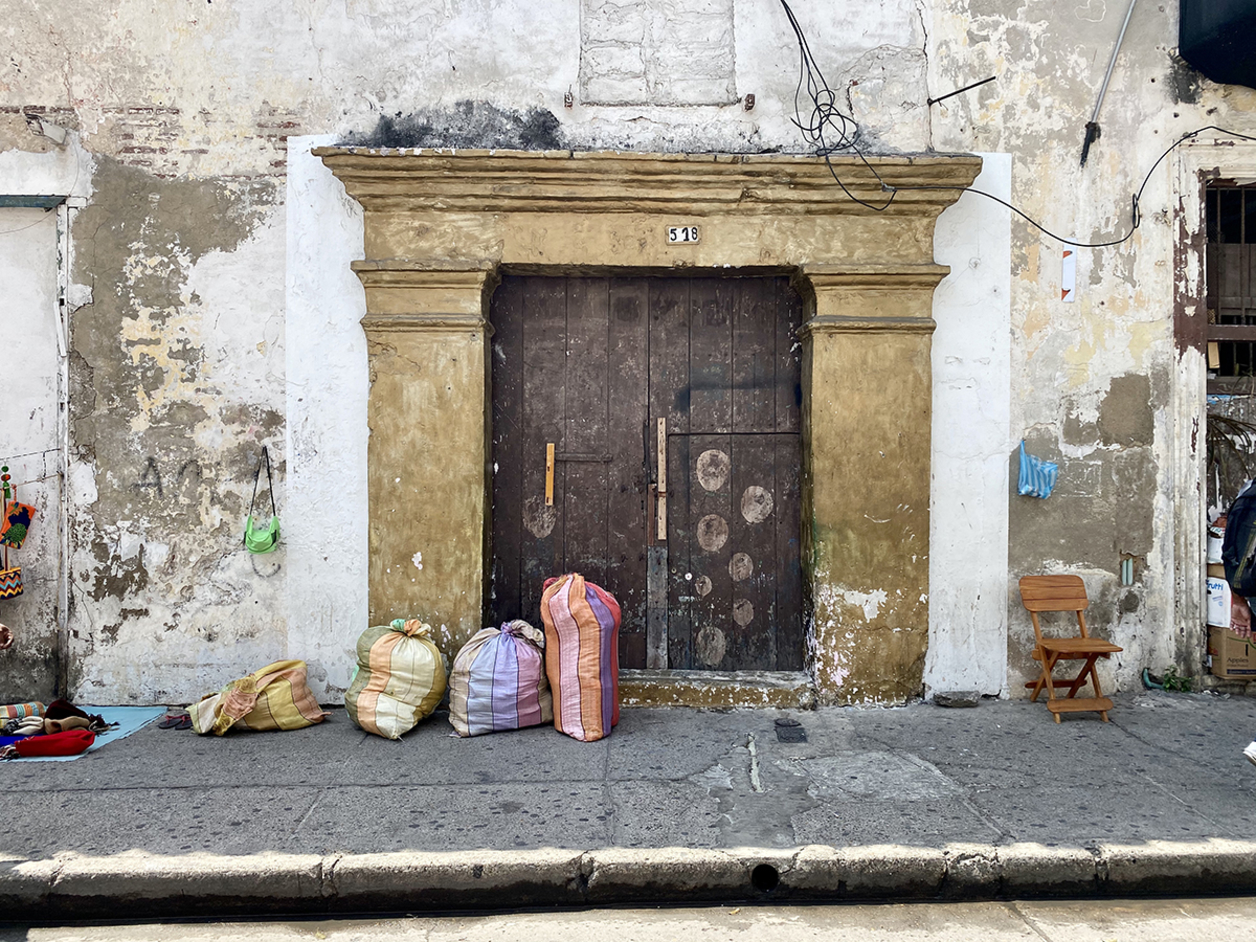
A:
1018,441,1058,499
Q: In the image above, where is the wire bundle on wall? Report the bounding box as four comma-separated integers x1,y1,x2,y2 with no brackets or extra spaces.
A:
778,0,1256,249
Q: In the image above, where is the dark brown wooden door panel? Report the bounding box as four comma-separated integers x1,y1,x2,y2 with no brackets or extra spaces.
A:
668,432,801,670
490,275,802,671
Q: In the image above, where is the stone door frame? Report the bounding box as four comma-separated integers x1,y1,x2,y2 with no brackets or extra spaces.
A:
317,148,981,706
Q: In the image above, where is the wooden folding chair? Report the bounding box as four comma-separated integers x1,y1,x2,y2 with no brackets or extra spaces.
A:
1018,575,1123,722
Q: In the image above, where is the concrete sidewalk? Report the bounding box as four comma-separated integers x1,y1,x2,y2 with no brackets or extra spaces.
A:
5,690,1256,918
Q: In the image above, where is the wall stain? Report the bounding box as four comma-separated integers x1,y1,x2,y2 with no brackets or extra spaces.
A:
343,100,564,150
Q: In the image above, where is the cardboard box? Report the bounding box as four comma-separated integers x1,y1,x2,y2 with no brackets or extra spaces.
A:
1209,626,1256,678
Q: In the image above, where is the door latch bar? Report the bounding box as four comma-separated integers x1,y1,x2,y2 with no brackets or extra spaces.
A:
656,418,667,541
545,442,555,506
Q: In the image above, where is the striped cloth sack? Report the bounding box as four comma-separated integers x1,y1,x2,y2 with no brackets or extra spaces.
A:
540,573,620,742
345,618,447,739
448,620,552,737
190,660,329,735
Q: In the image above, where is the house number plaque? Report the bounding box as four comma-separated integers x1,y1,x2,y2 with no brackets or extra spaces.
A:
667,225,700,244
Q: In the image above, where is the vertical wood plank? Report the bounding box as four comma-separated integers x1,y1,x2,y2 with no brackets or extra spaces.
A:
691,431,735,670
650,279,691,435
666,431,694,668
775,276,803,434
607,278,651,668
727,432,776,669
733,279,775,433
562,278,611,592
488,275,524,627
519,277,568,624
689,279,733,434
684,279,731,670
646,544,667,668
651,279,691,668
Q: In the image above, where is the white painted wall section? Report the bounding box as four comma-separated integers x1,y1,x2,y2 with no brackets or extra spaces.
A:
926,152,1013,699
0,207,62,677
284,136,370,701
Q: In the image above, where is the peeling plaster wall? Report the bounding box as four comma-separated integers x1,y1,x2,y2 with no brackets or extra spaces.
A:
1,0,1251,702
930,0,1256,694
66,161,288,703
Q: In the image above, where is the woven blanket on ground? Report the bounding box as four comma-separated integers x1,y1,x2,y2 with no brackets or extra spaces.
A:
191,659,329,735
7,706,164,762
0,702,43,719
449,620,552,737
3,728,93,758
345,618,447,739
540,573,621,742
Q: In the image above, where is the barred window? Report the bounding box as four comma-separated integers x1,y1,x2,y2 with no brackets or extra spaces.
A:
1207,184,1256,378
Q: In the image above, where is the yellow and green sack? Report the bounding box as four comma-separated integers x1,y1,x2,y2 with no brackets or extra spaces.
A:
345,618,447,739
190,659,329,735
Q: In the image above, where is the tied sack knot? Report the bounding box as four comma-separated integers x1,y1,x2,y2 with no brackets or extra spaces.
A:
392,618,432,638
502,619,545,649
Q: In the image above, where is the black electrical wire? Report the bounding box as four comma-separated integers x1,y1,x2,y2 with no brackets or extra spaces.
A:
778,0,1256,248
904,126,1256,249
779,0,895,212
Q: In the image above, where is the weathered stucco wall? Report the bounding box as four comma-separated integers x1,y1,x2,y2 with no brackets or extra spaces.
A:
928,0,1256,694
0,0,1252,703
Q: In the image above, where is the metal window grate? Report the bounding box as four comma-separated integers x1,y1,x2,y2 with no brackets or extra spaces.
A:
1206,185,1256,376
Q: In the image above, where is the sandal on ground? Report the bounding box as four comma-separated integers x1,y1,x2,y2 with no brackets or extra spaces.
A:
158,712,190,729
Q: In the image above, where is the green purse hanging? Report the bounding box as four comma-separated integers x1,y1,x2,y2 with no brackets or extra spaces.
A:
244,447,280,554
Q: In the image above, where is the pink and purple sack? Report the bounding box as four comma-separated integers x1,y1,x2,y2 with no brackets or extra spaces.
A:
540,573,620,742
448,620,552,737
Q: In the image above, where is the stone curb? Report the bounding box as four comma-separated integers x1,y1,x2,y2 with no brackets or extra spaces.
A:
3,840,1256,920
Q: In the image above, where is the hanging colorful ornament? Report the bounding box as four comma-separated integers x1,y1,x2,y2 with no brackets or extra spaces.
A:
0,501,34,550
0,468,24,599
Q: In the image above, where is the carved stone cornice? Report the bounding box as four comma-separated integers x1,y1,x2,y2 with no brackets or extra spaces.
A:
795,264,949,336
799,315,937,336
799,263,951,290
351,258,497,277
316,148,984,217
352,260,500,334
361,312,494,334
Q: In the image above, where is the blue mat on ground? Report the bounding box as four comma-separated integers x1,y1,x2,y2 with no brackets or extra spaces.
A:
15,706,167,762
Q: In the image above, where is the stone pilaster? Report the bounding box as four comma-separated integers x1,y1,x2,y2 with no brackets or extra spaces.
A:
797,265,949,705
354,261,499,654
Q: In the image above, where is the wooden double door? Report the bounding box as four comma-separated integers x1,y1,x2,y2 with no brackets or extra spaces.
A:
489,275,804,671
